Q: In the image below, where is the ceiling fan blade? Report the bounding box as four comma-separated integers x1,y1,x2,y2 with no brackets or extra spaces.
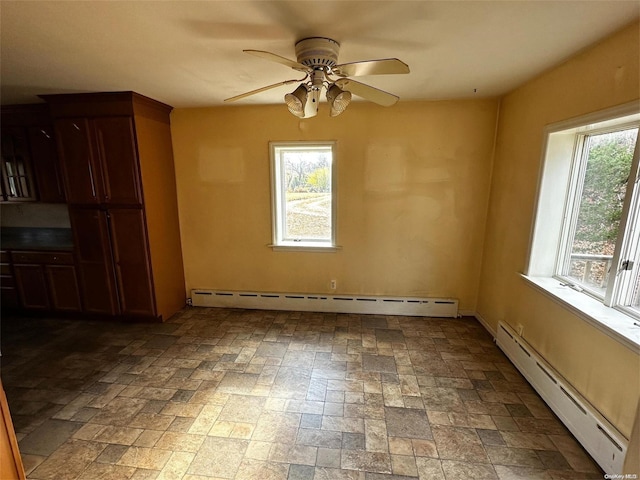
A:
332,58,409,77
244,50,309,72
224,79,302,102
335,78,399,107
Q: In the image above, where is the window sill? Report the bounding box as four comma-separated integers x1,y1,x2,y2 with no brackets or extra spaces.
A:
521,275,640,353
269,243,342,252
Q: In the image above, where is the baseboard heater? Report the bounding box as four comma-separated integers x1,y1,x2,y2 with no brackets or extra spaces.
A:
496,321,627,474
190,289,459,317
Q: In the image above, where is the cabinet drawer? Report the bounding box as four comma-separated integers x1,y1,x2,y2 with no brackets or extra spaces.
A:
1,275,15,287
0,251,9,263
0,263,12,275
11,251,74,265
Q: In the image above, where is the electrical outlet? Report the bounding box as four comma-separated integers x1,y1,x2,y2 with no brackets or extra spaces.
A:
330,279,337,290
517,324,524,336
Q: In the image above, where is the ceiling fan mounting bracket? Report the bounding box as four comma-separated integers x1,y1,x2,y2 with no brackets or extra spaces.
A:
295,37,340,69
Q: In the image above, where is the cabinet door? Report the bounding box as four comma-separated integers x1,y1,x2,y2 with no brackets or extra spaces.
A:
28,126,65,203
0,284,19,310
0,252,18,310
109,208,155,317
55,119,102,205
93,117,142,206
0,127,37,202
13,265,49,310
45,265,82,312
70,208,119,315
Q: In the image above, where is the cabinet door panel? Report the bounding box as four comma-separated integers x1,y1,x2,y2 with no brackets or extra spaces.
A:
13,265,49,310
28,126,65,203
109,209,155,317
55,119,101,204
45,265,82,312
70,208,119,315
1,127,37,202
1,286,19,310
94,117,142,205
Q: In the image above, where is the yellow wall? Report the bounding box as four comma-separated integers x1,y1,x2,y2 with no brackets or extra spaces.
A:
477,21,640,438
171,99,498,312
171,19,639,439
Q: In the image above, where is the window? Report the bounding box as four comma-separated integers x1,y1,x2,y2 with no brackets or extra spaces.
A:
270,141,337,249
558,126,639,314
527,103,640,331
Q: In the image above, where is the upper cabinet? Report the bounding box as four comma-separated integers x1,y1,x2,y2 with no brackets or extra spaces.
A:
0,127,38,202
55,116,142,206
28,125,66,203
0,104,66,203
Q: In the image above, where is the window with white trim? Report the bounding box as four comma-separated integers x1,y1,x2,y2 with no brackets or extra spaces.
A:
528,104,640,324
270,141,337,249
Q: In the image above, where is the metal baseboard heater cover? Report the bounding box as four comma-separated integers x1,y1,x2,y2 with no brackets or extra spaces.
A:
496,321,627,474
190,289,459,317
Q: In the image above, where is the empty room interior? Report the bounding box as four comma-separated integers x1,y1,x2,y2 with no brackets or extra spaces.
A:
0,1,639,480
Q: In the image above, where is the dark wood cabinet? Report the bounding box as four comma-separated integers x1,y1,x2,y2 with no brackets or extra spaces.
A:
10,251,81,313
69,208,119,315
1,104,65,203
46,265,82,312
109,208,155,316
55,117,141,206
43,92,186,321
69,207,155,317
54,118,102,205
0,251,19,310
28,126,65,203
94,117,142,205
13,264,49,310
1,127,38,202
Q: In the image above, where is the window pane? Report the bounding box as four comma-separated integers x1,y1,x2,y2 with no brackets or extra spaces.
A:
281,148,332,241
619,187,640,314
566,128,638,294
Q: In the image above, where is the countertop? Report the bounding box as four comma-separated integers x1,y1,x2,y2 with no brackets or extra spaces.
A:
1,227,74,252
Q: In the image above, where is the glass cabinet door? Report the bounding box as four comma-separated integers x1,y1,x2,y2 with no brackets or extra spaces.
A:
1,127,37,202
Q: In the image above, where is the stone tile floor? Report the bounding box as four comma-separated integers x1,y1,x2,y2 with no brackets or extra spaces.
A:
1,307,604,480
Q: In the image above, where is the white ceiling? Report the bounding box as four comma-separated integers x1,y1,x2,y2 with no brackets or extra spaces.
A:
1,1,638,108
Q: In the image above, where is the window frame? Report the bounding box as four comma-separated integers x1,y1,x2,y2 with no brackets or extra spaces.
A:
525,102,640,350
269,141,338,251
555,122,640,307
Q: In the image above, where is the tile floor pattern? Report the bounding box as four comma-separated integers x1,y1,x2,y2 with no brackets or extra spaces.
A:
1,308,604,480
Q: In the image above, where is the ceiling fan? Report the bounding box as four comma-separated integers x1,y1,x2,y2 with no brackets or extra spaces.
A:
224,37,410,118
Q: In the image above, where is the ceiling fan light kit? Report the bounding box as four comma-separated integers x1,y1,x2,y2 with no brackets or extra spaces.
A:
326,84,352,117
284,84,308,118
225,37,409,119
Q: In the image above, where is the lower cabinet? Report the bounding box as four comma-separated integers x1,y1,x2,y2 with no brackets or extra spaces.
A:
0,251,18,310
12,264,49,310
11,251,81,312
70,207,156,319
46,265,82,311
70,209,119,315
109,208,155,317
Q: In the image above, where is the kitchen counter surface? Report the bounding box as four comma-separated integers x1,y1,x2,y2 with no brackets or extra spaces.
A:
1,227,74,251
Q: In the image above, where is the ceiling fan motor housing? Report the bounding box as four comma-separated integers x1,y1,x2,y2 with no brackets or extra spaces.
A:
295,37,340,68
